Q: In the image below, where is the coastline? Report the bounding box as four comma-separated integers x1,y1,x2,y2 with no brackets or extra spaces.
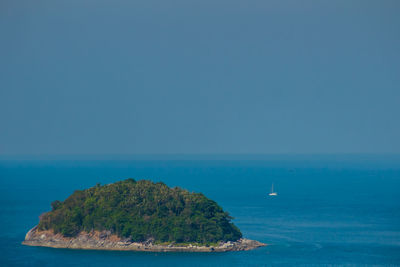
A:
22,226,266,252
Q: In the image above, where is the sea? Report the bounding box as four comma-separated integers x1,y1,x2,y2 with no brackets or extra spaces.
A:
1,155,399,266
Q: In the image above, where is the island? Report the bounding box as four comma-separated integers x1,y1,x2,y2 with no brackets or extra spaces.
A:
23,179,266,252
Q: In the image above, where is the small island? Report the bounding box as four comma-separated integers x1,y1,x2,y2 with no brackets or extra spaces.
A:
23,179,265,252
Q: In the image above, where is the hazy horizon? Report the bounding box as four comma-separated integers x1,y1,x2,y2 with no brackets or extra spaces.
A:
1,152,399,169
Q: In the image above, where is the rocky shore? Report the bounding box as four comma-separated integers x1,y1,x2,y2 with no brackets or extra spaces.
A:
22,226,266,252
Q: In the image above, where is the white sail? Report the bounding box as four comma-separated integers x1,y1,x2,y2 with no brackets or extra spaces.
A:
269,183,277,196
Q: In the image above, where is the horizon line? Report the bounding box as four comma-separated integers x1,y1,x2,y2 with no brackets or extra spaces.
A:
1,153,400,161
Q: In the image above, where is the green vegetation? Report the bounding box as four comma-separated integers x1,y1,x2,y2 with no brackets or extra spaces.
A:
38,179,242,244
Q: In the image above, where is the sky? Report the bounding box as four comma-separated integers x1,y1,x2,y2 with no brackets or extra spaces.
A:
0,0,399,155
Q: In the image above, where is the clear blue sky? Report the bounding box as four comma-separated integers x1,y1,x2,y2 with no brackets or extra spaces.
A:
0,0,399,155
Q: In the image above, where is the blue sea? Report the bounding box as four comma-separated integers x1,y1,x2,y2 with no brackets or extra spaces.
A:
1,155,400,266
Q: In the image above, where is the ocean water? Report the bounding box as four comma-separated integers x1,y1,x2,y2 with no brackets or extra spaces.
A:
1,156,399,266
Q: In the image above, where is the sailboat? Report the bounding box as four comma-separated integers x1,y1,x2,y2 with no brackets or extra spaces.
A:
268,183,277,196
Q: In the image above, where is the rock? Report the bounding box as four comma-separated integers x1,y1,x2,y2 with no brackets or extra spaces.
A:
117,241,130,246
22,226,266,252
99,231,111,239
144,237,154,246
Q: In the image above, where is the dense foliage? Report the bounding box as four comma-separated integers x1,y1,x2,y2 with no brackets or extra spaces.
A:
38,179,242,243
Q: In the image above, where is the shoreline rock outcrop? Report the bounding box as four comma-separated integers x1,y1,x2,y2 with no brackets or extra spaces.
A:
22,226,266,252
